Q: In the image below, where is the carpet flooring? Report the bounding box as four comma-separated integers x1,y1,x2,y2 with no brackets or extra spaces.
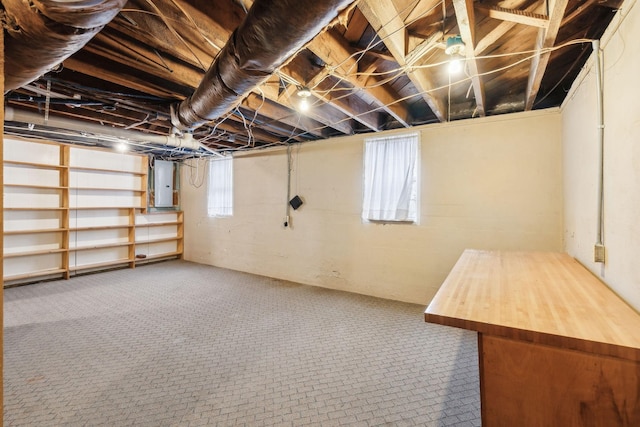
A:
4,260,480,426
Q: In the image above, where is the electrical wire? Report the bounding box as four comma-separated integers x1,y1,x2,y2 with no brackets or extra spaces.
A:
186,157,207,188
20,0,613,156
140,0,208,70
273,38,598,140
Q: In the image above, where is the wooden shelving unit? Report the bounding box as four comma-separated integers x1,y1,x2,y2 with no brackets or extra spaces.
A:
3,137,184,286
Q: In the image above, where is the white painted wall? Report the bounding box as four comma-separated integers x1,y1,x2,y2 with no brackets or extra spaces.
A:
182,109,563,304
562,0,640,310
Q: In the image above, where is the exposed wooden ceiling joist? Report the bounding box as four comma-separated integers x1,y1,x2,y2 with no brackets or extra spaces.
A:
477,4,550,28
3,0,621,156
358,0,447,122
475,2,544,56
452,0,486,117
525,0,571,110
307,29,412,127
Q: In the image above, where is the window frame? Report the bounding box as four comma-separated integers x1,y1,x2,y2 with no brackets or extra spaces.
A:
207,156,234,218
361,132,420,224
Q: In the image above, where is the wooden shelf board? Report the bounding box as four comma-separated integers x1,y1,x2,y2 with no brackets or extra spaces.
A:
135,221,180,227
4,183,68,190
70,206,143,210
135,237,180,245
4,160,67,170
4,228,68,235
4,207,66,211
70,225,133,231
69,259,132,272
69,242,134,251
134,251,182,262
70,187,145,193
3,248,67,258
4,268,67,282
69,166,146,176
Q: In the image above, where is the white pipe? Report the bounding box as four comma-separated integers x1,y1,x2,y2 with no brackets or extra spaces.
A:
4,106,214,153
593,40,605,246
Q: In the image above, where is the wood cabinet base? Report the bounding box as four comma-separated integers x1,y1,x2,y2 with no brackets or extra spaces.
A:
479,334,640,426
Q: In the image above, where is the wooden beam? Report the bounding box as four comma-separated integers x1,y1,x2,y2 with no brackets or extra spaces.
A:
525,0,570,110
272,79,355,135
109,16,216,70
64,56,188,99
70,48,351,137
358,0,447,122
343,8,370,43
306,28,411,127
114,1,351,138
313,78,381,131
242,93,329,138
269,79,355,136
452,0,486,117
87,33,204,88
561,0,598,26
477,4,550,28
280,60,382,131
405,31,443,66
475,3,544,56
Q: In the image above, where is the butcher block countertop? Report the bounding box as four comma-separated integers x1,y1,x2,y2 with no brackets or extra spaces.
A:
424,250,640,361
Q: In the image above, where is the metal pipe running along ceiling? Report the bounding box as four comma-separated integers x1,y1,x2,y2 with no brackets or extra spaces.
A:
172,0,355,131
2,0,128,91
4,106,208,152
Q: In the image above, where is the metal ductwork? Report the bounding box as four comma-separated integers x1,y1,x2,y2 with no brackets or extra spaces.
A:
172,0,355,131
4,106,213,152
2,0,127,91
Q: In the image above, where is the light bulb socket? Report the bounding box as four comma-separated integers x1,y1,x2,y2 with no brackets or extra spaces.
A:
296,86,311,98
445,35,465,56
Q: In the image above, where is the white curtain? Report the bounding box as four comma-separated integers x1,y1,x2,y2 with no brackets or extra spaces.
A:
362,134,418,222
208,157,233,217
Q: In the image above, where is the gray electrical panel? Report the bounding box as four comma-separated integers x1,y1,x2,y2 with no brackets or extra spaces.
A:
154,160,174,207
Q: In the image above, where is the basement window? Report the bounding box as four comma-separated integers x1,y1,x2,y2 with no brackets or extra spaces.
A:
208,157,233,217
362,133,419,223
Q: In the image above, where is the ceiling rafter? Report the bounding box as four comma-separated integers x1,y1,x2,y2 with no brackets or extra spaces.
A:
237,0,384,131
4,0,621,156
358,0,447,122
87,33,203,88
242,93,330,138
525,0,570,110
306,29,412,127
561,0,599,26
452,0,486,117
474,2,544,56
343,8,370,43
476,4,550,28
405,31,444,66
279,59,382,131
257,73,355,137
64,56,187,99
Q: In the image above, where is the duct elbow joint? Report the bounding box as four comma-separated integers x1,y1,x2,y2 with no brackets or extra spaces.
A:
170,103,193,132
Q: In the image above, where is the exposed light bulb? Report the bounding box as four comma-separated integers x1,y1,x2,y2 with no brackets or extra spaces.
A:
296,85,312,112
299,97,309,112
116,141,128,152
448,57,463,74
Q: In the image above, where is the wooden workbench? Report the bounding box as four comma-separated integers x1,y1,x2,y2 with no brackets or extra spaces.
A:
425,250,640,426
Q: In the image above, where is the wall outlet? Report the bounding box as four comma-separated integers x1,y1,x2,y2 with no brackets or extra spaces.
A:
594,243,605,263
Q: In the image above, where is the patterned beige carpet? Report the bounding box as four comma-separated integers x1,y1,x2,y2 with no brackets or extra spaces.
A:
4,260,480,426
